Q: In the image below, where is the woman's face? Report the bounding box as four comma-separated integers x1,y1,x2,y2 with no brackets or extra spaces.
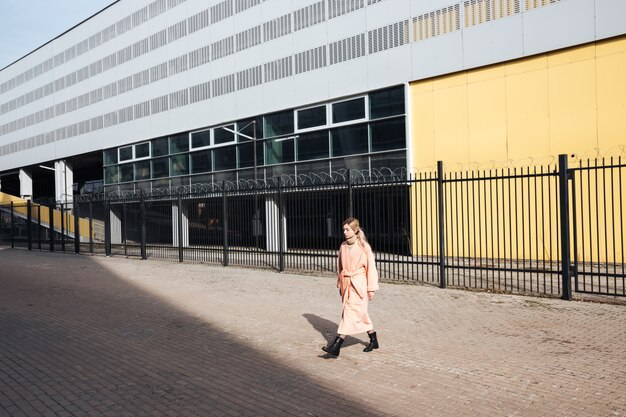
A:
343,224,356,240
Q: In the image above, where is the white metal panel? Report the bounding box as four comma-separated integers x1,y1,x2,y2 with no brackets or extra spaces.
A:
595,0,626,40
411,31,464,81
463,15,524,69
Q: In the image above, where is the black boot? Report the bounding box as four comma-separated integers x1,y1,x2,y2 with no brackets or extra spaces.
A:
322,336,344,356
363,331,379,352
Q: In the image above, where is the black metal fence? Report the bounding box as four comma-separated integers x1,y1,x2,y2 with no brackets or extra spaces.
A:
1,155,624,300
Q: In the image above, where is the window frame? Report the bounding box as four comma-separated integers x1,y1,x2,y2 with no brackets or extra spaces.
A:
330,95,368,127
295,104,328,133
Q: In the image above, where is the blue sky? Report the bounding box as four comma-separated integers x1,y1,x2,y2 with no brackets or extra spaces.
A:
0,0,114,69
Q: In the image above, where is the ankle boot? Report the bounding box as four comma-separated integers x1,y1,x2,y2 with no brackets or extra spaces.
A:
322,336,344,356
363,331,379,352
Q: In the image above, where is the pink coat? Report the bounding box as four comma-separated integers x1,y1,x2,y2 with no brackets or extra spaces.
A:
336,240,379,335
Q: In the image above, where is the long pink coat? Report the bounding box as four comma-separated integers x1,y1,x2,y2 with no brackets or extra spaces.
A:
336,240,379,335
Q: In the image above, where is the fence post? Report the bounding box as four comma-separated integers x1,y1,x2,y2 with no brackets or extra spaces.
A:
27,200,32,251
222,182,229,267
104,200,111,256
49,205,55,252
348,169,353,218
278,180,285,272
88,201,94,254
177,194,184,263
60,203,66,252
558,154,572,300
37,205,42,250
10,201,14,249
74,203,80,254
140,191,147,260
437,161,446,289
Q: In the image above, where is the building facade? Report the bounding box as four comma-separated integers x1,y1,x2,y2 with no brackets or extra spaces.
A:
0,0,625,202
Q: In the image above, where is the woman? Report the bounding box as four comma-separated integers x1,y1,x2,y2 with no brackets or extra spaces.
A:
322,217,379,357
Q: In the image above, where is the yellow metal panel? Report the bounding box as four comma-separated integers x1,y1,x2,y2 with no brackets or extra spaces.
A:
548,59,598,155
433,84,469,165
596,36,626,57
505,54,547,76
466,63,505,84
410,89,436,170
548,44,595,67
467,77,508,163
596,51,626,149
432,72,467,90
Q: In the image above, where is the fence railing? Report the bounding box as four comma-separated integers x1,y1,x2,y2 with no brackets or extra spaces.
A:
1,155,624,299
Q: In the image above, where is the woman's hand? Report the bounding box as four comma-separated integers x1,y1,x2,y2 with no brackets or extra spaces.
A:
367,291,375,301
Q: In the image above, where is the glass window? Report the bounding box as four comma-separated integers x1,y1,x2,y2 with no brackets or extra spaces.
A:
152,157,169,178
135,143,150,159
370,119,406,152
266,138,295,165
370,151,406,172
237,118,262,141
265,164,295,179
170,154,189,176
170,133,189,154
214,146,237,171
104,166,118,184
331,155,369,172
369,86,405,119
296,160,330,177
119,146,133,161
191,130,211,149
119,163,134,182
214,125,235,145
134,161,150,180
191,150,212,173
238,142,263,168
332,97,365,123
152,137,169,156
331,124,368,157
264,110,294,137
297,106,326,130
103,149,117,165
297,130,329,161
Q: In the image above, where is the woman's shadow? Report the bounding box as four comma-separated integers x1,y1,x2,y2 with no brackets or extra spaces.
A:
303,313,367,357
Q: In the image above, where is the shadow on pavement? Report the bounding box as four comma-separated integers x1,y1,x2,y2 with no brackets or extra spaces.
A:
303,313,368,349
0,249,378,417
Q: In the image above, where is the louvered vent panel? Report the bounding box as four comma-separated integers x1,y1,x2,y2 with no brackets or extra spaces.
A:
295,46,327,74
329,33,365,65
236,26,262,51
118,106,134,124
170,89,189,109
150,29,168,51
133,69,150,89
212,74,236,97
235,0,262,12
413,5,460,41
150,62,169,83
134,101,151,119
189,46,211,68
368,20,409,54
367,0,385,4
149,0,167,18
168,0,187,8
211,0,234,24
169,55,188,76
294,1,325,31
188,9,210,33
151,95,170,114
329,0,364,19
264,57,293,82
237,66,263,90
104,111,118,128
132,7,149,27
264,14,292,42
90,116,104,132
168,20,188,42
465,0,520,27
525,0,559,10
212,37,235,60
104,83,118,99
190,81,211,103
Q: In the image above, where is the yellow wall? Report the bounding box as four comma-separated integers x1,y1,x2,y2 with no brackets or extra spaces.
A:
410,36,626,170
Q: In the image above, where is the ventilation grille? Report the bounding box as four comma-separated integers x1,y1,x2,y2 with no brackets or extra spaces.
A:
149,0,167,18
329,0,364,19
150,30,168,51
413,5,461,41
212,74,236,97
367,0,386,4
237,66,263,90
212,37,235,60
525,0,559,10
150,63,168,83
295,46,327,74
294,1,325,31
169,55,188,76
236,25,263,51
329,33,366,65
151,95,170,114
168,21,188,42
189,46,211,69
368,20,409,54
264,14,292,42
118,106,134,124
235,0,262,13
211,0,234,24
188,9,210,34
190,81,211,103
264,57,293,82
464,0,520,27
134,101,151,119
170,89,189,109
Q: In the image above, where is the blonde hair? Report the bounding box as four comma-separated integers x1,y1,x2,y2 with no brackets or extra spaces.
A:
342,217,368,243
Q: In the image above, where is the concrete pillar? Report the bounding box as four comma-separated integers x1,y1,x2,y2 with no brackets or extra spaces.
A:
265,195,287,252
110,205,123,244
172,201,189,247
19,169,33,200
54,160,74,208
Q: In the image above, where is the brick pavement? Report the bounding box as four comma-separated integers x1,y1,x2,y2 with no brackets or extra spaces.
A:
0,247,625,417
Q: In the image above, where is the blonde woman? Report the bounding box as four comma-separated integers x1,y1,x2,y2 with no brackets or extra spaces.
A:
323,217,379,356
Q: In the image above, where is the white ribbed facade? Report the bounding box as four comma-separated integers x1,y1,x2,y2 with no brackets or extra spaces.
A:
0,0,625,173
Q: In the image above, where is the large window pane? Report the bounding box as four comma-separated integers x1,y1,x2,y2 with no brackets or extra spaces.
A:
170,133,189,153
332,97,365,123
369,86,405,119
191,130,210,149
297,106,326,130
103,149,117,165
370,151,406,172
152,157,169,178
119,146,133,161
170,154,189,176
214,125,235,145
134,161,150,180
266,138,295,165
135,143,150,158
371,118,406,152
264,110,294,137
296,160,330,177
119,163,134,182
214,146,236,171
331,124,368,157
152,137,169,156
104,166,118,184
237,118,262,141
331,155,369,172
265,164,295,179
297,130,329,161
191,150,212,173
